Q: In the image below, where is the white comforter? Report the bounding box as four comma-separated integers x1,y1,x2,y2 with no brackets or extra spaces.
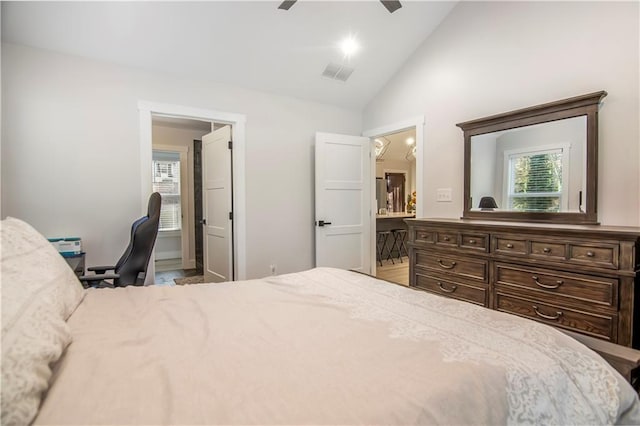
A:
36,268,640,425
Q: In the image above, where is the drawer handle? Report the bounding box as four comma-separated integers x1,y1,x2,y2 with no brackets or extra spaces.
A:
543,247,552,254
437,282,457,293
506,243,514,249
437,259,457,269
532,305,563,321
443,236,451,242
586,251,595,257
532,275,564,290
468,239,476,244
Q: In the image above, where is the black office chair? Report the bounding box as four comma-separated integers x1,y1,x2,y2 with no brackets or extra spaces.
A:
81,192,161,288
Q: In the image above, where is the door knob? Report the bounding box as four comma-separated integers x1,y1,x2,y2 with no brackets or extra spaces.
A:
317,220,332,227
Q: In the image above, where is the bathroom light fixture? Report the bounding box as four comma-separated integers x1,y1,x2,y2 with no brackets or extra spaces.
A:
405,145,416,161
405,137,415,145
375,138,390,159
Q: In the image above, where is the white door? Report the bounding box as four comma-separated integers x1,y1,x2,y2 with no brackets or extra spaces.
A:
202,125,233,283
315,132,372,273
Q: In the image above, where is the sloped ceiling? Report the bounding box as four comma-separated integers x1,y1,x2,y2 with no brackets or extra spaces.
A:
1,1,457,109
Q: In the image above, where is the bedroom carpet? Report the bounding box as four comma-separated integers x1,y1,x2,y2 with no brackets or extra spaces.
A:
174,275,205,285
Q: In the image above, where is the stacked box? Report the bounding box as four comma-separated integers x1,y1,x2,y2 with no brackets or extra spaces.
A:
47,237,82,257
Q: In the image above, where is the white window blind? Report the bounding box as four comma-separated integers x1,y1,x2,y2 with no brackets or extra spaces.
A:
152,159,181,231
507,148,564,212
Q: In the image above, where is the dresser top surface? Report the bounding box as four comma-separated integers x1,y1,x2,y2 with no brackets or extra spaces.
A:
406,218,640,238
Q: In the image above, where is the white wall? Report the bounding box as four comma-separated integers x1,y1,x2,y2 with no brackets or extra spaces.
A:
1,43,362,278
363,1,640,226
470,133,497,208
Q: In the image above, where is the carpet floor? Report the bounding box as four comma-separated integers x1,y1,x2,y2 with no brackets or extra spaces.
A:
174,275,205,285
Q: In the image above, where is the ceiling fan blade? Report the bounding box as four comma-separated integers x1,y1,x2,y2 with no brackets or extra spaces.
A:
380,0,402,13
278,0,297,11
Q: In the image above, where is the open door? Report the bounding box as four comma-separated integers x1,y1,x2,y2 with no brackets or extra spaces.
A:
202,125,233,282
315,132,372,273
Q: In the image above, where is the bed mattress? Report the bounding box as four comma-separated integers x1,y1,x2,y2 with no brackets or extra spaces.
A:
35,268,640,424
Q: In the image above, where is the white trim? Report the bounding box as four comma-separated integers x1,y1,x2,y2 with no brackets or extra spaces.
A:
363,116,425,277
155,250,182,261
153,144,190,270
154,144,189,153
139,100,247,281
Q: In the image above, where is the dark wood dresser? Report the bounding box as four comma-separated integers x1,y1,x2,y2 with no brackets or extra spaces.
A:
406,218,640,348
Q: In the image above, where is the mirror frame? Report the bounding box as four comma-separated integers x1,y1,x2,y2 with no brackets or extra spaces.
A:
457,91,607,225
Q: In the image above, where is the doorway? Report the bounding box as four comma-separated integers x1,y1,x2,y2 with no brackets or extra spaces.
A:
138,101,247,284
365,118,423,286
151,116,211,284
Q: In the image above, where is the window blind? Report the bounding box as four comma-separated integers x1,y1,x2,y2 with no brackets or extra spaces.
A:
508,149,563,212
152,160,181,231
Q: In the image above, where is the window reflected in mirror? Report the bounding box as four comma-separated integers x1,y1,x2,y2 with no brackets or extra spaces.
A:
470,116,586,213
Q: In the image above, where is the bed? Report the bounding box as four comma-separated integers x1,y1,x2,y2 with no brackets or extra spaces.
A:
2,217,640,425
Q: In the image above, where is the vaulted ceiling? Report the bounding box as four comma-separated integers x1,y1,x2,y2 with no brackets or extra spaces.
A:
1,1,457,109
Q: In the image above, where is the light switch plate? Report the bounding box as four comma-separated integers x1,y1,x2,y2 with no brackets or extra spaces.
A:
436,188,453,202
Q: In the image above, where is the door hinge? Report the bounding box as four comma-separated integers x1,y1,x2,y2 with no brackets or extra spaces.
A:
229,211,233,220
228,140,233,149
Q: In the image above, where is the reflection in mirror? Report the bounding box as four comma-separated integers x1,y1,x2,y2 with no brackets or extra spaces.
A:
470,116,586,213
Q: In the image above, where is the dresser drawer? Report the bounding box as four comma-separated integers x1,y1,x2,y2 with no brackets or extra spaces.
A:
460,233,489,252
414,251,488,282
414,229,435,244
436,231,458,247
495,264,618,308
494,236,528,256
569,243,619,269
496,293,616,341
530,240,566,261
414,271,487,306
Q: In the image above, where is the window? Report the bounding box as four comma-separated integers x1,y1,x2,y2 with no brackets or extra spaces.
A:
506,146,568,212
152,155,181,231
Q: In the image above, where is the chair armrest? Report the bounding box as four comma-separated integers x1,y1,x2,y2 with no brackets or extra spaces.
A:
87,265,116,274
79,273,120,289
79,274,120,282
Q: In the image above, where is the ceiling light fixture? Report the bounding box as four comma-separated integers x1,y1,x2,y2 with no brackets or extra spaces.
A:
405,145,416,161
405,137,415,145
375,138,390,159
340,36,359,58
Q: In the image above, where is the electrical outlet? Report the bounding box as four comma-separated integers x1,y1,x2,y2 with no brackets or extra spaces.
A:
436,188,453,202
270,264,277,275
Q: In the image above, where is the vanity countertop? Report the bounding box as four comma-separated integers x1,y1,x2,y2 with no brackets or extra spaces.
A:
376,212,416,219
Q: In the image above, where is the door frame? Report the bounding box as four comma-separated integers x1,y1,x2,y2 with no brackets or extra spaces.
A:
139,100,247,283
363,116,424,276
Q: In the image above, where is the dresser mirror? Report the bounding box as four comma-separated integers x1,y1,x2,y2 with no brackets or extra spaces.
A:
457,91,607,224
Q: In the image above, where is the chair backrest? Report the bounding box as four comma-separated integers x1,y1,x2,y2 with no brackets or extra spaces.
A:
113,192,161,286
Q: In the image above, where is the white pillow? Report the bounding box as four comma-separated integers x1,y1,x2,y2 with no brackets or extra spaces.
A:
1,217,85,426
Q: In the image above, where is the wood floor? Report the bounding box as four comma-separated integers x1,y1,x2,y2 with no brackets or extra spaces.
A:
375,257,409,286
